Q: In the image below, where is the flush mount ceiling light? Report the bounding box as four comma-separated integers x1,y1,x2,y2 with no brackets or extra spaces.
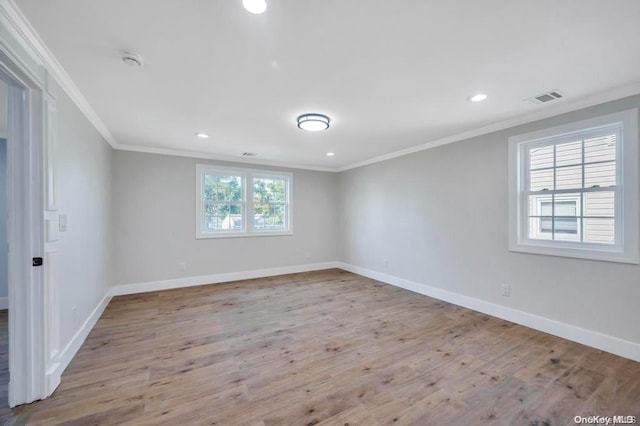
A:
122,51,144,68
195,132,209,139
326,152,335,157
297,114,330,132
468,93,488,102
243,0,267,14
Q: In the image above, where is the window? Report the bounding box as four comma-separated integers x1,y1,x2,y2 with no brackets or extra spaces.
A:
196,165,292,238
508,109,639,263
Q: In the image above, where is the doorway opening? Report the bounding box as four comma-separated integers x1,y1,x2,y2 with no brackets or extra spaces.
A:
0,48,48,408
0,78,7,408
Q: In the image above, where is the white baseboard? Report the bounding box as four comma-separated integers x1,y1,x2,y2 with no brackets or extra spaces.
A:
337,262,640,362
46,291,113,393
0,297,7,310
110,262,341,296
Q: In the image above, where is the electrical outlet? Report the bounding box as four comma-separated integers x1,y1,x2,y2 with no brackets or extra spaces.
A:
305,252,311,259
383,258,389,267
59,214,68,232
501,284,511,297
178,262,187,272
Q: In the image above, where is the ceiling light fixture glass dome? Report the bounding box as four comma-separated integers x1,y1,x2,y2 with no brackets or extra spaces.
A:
243,0,267,14
297,114,330,132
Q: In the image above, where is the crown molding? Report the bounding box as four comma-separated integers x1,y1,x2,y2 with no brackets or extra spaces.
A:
116,143,338,172
119,84,640,173
337,82,640,172
0,0,118,148
4,0,640,174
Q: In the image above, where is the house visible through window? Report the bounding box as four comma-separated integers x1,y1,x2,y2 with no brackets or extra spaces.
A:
196,165,292,238
539,199,578,235
527,134,616,245
508,109,639,263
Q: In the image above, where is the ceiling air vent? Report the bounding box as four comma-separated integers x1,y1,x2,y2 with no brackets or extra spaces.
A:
527,90,565,104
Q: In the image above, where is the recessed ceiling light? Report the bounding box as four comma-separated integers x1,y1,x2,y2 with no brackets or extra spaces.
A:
326,152,335,157
195,132,209,139
297,114,330,132
242,0,267,14
468,93,488,103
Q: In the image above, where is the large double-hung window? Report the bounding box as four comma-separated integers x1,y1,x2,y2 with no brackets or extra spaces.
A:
508,109,638,263
196,165,292,238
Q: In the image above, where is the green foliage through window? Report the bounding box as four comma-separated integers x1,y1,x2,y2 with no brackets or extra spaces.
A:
198,167,291,235
203,174,243,230
253,178,286,229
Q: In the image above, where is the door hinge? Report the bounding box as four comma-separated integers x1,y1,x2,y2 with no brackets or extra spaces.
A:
32,257,43,267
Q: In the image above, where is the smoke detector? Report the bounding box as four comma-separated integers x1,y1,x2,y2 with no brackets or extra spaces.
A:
527,90,565,104
122,51,144,68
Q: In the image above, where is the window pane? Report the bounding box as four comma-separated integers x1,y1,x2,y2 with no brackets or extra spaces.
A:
528,217,552,240
529,145,553,170
254,204,285,230
584,191,614,217
254,178,286,203
528,194,552,240
204,203,244,230
553,194,581,216
584,218,615,244
529,168,554,191
553,217,580,241
528,194,550,216
528,194,580,241
585,135,615,163
556,165,582,190
555,140,582,167
552,195,580,241
203,174,242,201
584,162,616,188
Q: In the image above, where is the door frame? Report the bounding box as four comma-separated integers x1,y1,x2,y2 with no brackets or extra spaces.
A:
0,40,47,407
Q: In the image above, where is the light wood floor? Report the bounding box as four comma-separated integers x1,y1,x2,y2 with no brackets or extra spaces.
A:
1,269,639,425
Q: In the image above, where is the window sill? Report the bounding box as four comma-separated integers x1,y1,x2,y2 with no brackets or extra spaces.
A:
196,230,293,239
509,241,639,264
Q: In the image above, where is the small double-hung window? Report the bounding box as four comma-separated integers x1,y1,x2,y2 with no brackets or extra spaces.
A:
508,109,639,263
196,165,292,238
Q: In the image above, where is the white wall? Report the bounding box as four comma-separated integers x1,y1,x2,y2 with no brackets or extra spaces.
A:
338,94,640,346
113,151,339,285
0,138,6,301
0,81,6,137
56,88,113,349
0,80,6,302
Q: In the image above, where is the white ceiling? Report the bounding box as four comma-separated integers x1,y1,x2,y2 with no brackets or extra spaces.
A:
14,0,640,170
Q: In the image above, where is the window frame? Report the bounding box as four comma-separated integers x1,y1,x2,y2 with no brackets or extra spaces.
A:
508,109,639,264
196,164,293,239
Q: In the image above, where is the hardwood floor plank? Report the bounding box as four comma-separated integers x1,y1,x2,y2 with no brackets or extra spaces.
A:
0,269,638,424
